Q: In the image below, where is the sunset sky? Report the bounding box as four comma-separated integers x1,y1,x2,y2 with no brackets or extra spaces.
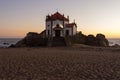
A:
0,0,120,38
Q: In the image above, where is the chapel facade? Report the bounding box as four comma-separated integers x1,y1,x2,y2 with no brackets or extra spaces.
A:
45,12,77,37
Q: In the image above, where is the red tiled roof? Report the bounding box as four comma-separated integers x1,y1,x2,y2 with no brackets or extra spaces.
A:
46,12,69,21
66,23,76,28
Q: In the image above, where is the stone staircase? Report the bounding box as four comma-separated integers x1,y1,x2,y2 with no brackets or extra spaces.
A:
47,37,66,47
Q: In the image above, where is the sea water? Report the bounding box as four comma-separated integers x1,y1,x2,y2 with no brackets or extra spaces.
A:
0,38,22,48
108,38,120,46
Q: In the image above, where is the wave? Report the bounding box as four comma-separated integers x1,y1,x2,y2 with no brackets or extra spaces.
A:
108,39,120,46
0,38,22,48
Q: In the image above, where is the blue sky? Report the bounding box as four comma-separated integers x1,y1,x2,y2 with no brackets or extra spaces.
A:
0,0,120,38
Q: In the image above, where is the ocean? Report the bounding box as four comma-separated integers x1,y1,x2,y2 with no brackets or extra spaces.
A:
0,38,22,48
108,38,120,46
0,38,120,48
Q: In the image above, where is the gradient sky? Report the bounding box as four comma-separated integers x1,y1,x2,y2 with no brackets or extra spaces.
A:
0,0,120,38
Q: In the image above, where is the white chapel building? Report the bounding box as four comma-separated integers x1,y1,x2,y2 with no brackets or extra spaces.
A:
46,12,77,37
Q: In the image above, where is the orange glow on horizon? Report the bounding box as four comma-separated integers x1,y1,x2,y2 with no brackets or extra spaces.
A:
0,0,120,38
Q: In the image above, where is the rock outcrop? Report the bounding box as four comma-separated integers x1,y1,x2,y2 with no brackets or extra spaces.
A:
13,31,109,47
96,34,109,46
69,32,109,47
84,34,109,46
85,35,97,46
15,32,47,47
14,32,67,47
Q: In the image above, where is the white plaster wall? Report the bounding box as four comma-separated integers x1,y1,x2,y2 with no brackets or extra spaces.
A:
64,28,72,36
60,30,63,37
46,21,51,30
73,25,77,35
45,19,75,37
64,21,69,24
53,20,63,28
46,21,51,36
64,21,69,27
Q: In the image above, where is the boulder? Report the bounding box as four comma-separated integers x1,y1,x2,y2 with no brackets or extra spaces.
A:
96,34,109,47
74,31,87,44
15,32,47,47
70,32,109,47
85,34,98,46
112,44,120,47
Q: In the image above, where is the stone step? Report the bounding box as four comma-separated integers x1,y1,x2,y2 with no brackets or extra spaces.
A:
47,37,66,47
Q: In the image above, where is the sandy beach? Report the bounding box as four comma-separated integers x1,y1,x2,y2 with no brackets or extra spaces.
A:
0,45,120,80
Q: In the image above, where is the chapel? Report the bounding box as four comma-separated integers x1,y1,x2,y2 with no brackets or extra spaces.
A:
45,12,77,37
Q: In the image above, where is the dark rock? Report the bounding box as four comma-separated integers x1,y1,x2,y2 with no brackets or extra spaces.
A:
72,32,87,44
3,43,9,45
14,31,109,47
112,44,120,47
85,34,98,46
96,34,105,39
68,32,109,47
96,34,109,47
39,30,46,38
15,32,47,47
9,44,16,48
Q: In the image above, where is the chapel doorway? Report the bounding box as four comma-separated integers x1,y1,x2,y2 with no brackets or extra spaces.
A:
66,30,69,36
55,30,61,37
